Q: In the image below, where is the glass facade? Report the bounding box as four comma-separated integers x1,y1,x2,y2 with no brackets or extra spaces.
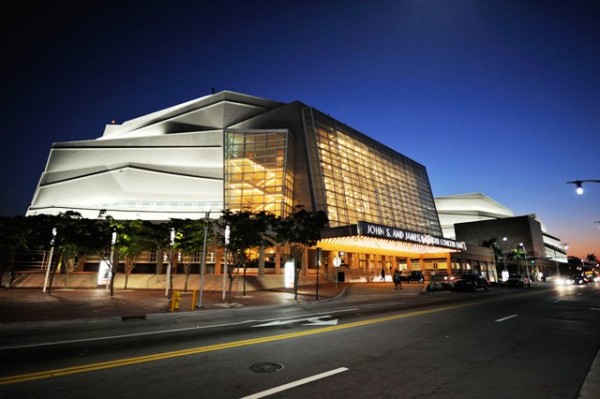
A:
224,130,294,217
304,108,442,236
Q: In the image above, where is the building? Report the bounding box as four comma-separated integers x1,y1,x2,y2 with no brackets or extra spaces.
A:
435,193,514,239
437,193,568,280
28,91,474,282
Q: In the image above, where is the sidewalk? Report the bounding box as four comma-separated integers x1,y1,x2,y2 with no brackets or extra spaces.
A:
0,281,425,324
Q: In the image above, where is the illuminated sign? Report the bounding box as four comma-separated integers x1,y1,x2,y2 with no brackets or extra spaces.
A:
284,261,295,288
357,221,467,250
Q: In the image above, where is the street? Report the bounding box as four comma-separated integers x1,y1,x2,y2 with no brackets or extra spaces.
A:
1,284,599,398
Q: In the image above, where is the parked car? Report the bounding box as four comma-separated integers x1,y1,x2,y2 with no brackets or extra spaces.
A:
401,271,424,283
452,274,489,291
506,275,531,288
570,274,588,285
426,274,453,291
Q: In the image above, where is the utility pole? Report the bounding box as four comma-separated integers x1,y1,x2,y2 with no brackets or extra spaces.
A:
197,211,211,308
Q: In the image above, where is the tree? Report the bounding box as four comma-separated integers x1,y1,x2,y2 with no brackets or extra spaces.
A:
482,238,503,270
586,254,598,265
218,209,275,303
0,216,30,287
273,205,329,300
170,218,213,292
508,247,527,276
117,219,156,290
25,212,92,293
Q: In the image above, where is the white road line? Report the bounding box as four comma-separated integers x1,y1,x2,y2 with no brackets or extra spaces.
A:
0,308,360,351
240,367,349,399
591,308,600,311
495,314,518,322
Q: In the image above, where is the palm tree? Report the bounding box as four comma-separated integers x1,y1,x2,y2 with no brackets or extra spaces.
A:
482,238,503,271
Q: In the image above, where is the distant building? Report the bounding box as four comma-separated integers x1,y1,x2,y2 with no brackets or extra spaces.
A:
435,193,514,239
437,193,568,279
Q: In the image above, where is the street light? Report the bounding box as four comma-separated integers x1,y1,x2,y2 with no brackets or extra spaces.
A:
499,236,510,282
42,228,57,293
197,211,211,308
552,242,567,280
567,180,600,195
222,225,230,301
165,227,175,297
519,243,532,282
502,237,508,271
106,231,117,293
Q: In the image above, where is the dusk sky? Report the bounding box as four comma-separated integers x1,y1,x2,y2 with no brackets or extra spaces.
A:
1,1,599,258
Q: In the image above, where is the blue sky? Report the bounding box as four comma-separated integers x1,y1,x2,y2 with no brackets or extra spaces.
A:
1,0,599,257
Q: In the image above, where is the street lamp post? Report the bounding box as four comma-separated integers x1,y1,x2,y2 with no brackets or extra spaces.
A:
552,242,567,281
502,236,508,271
42,228,57,293
567,180,600,195
500,236,509,282
520,243,532,282
197,211,211,308
165,228,175,297
106,231,117,293
222,225,230,301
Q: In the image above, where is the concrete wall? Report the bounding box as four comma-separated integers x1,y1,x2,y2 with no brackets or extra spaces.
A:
3,271,316,292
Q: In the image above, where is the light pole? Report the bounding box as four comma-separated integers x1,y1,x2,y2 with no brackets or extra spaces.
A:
520,243,532,281
500,236,509,282
42,228,57,293
552,242,567,281
197,211,211,308
222,225,230,301
165,227,175,297
567,180,600,195
106,231,117,293
502,236,508,271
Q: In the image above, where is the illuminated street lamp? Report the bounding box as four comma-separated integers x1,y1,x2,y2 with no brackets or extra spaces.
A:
519,243,532,281
567,180,600,195
502,237,508,271
499,236,510,282
552,242,567,280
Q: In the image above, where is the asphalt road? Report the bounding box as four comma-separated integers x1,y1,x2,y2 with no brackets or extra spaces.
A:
1,284,599,398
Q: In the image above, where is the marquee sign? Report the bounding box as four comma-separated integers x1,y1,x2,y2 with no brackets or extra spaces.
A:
357,221,467,251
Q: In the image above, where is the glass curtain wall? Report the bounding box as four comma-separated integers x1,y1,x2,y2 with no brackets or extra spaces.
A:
224,130,294,217
303,109,441,235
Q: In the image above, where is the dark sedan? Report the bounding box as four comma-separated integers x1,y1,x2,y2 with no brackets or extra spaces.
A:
452,274,489,292
400,271,424,283
505,275,531,288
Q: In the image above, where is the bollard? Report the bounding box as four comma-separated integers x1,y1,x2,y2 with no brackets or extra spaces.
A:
191,290,198,310
170,289,181,311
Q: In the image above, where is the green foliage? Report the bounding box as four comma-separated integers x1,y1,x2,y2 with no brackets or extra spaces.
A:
170,218,213,255
218,209,276,267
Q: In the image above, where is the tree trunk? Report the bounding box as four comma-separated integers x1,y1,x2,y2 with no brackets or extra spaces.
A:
258,246,266,276
243,267,247,296
110,250,118,297
292,245,305,300
155,248,164,274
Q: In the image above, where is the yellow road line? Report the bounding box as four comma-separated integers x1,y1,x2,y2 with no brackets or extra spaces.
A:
0,297,510,385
